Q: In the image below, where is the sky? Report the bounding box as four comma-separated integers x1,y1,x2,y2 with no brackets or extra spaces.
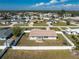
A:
0,0,79,10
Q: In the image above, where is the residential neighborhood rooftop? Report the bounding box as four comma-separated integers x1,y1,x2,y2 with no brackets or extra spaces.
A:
0,28,12,38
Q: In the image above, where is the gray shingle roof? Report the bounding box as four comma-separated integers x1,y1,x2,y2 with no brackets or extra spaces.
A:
0,28,12,38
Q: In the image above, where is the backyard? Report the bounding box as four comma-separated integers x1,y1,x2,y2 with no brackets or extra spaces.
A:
17,33,70,46
2,49,79,59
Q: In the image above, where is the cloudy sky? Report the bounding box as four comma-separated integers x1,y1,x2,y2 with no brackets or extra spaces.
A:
0,0,79,10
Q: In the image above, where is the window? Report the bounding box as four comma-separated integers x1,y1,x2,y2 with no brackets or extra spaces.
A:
38,36,42,38
44,36,48,38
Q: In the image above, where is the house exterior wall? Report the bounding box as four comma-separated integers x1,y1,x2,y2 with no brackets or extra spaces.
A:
29,36,56,40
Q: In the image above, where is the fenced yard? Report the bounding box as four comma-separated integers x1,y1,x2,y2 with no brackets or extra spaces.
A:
17,33,70,46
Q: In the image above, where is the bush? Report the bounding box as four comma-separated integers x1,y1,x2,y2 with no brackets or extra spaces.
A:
66,20,70,25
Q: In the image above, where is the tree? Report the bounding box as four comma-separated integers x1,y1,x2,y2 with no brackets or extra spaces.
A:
12,26,22,37
66,20,70,25
58,10,66,17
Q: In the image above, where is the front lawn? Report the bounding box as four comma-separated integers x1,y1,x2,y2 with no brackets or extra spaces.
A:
17,34,70,46
2,49,79,59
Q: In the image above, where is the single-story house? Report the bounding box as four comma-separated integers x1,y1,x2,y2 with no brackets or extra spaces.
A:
63,29,79,35
29,29,57,40
64,17,79,24
0,28,13,40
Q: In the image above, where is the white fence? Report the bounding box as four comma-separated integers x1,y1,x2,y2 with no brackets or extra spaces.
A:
24,30,31,33
56,31,62,34
0,46,6,49
12,46,75,50
15,31,75,50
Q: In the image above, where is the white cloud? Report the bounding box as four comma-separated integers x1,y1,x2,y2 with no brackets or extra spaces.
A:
49,0,58,4
34,0,58,7
33,0,68,7
63,4,79,7
63,4,72,7
35,2,45,7
46,0,58,5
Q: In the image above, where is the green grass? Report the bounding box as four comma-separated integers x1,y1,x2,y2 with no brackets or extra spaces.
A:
14,23,28,26
25,27,46,30
50,27,60,31
17,34,70,46
33,22,48,26
2,50,79,59
51,22,75,26
70,27,79,29
61,27,67,30
65,34,78,45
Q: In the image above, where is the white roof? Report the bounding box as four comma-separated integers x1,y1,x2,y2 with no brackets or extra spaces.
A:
66,29,79,33
65,17,79,20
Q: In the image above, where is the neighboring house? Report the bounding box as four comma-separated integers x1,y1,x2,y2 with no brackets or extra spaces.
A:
63,13,72,18
0,28,13,40
29,29,57,40
63,29,79,35
39,13,52,20
53,13,59,18
64,17,79,24
0,17,29,25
